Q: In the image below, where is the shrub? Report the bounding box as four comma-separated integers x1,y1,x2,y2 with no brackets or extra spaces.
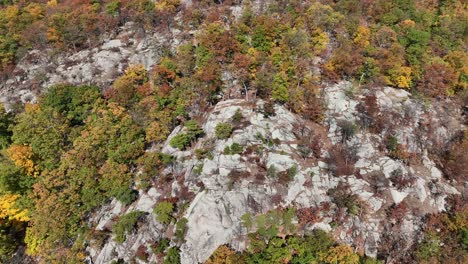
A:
386,135,399,153
170,121,204,150
441,132,467,182
385,136,410,161
153,201,175,225
137,152,174,189
174,217,188,243
195,148,207,159
169,133,191,150
231,109,243,123
152,238,170,254
337,120,357,142
112,211,145,243
386,202,408,224
277,164,298,185
287,164,298,180
161,153,175,165
262,101,276,118
272,72,290,104
192,164,203,176
319,244,360,264
328,182,361,215
326,144,357,176
297,207,321,225
136,245,149,261
106,1,120,15
164,247,181,264
416,232,441,261
184,120,204,138
300,88,325,122
114,187,138,205
215,123,233,139
223,143,243,155
389,169,415,190
356,94,383,133
228,170,250,186
297,144,313,159
267,165,277,178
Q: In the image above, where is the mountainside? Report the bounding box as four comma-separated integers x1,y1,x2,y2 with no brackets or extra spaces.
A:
0,1,466,264
85,82,465,264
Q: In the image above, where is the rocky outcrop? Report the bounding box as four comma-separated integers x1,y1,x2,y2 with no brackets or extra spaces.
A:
0,22,182,110
85,82,465,263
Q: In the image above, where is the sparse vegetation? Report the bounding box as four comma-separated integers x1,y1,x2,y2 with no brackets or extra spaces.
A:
231,109,243,123
170,121,204,150
267,165,277,178
164,247,181,264
385,135,410,161
223,143,243,155
112,211,145,243
152,238,170,254
207,228,370,264
153,201,175,225
337,120,357,142
192,163,203,176
0,0,465,262
215,122,233,139
328,182,363,216
174,217,188,243
326,144,357,176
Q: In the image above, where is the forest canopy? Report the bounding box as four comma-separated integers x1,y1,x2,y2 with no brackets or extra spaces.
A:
0,0,467,263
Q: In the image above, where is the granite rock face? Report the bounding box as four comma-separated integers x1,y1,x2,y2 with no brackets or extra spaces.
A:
0,22,178,110
2,10,462,262
83,82,464,263
0,1,464,263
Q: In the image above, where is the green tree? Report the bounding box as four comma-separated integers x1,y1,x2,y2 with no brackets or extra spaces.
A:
252,26,273,52
174,217,188,243
241,213,253,231
112,211,145,243
153,201,175,225
170,120,204,150
41,84,102,125
170,133,191,150
164,247,181,264
215,123,233,139
271,72,289,104
11,106,71,170
0,104,13,149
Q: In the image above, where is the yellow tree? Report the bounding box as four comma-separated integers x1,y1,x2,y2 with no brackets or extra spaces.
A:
155,0,181,12
388,65,412,89
0,194,29,222
353,25,371,49
109,64,148,105
6,145,39,177
319,244,360,264
205,245,235,264
146,121,170,142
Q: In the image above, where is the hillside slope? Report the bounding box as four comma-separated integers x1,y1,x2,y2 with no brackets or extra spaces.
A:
0,1,466,264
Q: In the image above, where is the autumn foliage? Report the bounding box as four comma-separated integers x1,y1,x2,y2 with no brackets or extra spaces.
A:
0,0,466,262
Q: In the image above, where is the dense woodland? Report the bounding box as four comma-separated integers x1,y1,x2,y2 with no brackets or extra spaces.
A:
0,0,466,263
